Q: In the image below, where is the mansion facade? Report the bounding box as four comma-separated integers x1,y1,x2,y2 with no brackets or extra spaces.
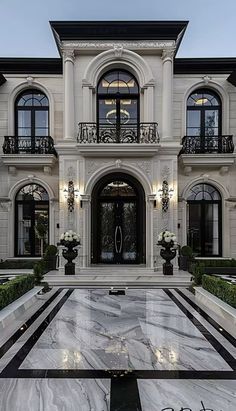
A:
0,20,236,267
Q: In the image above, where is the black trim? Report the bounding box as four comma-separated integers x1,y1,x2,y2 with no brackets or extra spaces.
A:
228,71,236,87
110,378,142,411
0,289,62,360
174,58,236,74
0,73,6,86
0,58,62,74
164,289,236,370
175,289,236,348
50,20,188,41
0,290,73,378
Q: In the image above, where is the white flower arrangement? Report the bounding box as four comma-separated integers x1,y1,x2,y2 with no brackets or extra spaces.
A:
158,231,177,246
60,230,80,245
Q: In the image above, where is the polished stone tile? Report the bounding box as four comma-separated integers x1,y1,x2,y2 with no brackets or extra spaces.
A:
0,378,110,411
20,289,230,371
138,379,236,411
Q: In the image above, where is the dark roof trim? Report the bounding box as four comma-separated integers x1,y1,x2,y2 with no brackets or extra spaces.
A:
174,58,236,74
0,74,6,86
227,71,236,87
0,58,62,74
50,20,189,41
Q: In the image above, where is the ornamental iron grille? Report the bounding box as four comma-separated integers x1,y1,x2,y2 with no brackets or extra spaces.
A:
15,184,49,257
77,69,158,144
187,183,222,257
3,89,56,155
91,174,145,264
181,88,234,154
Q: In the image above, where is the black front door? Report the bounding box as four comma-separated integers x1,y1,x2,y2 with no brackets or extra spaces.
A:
92,174,145,264
98,198,137,264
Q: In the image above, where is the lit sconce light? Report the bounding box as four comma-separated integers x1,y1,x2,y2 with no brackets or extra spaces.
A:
63,181,79,212
158,180,174,212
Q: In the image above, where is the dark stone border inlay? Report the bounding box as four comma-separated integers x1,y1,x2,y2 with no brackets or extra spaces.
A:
164,289,236,370
175,288,236,348
0,289,62,359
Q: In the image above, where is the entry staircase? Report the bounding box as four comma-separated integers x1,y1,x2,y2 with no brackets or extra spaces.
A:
45,265,192,288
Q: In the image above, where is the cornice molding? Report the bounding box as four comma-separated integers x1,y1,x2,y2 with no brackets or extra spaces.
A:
61,40,175,51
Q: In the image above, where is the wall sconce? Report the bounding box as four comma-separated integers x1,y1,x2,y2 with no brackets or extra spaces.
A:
63,181,79,212
158,180,174,212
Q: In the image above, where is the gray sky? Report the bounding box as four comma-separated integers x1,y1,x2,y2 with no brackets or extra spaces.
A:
0,0,236,58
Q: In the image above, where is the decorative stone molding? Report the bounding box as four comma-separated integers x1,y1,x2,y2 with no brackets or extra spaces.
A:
67,166,76,179
26,76,34,85
202,75,212,84
161,165,171,181
183,166,192,176
220,166,229,176
62,40,175,50
113,45,124,57
63,49,75,63
115,159,122,168
161,48,175,61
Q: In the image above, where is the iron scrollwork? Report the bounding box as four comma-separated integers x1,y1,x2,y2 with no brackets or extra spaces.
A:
3,135,57,156
78,122,159,144
181,135,234,154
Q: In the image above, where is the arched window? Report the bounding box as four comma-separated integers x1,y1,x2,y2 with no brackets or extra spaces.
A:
187,183,222,256
186,88,222,153
15,89,49,153
15,184,49,256
97,69,139,142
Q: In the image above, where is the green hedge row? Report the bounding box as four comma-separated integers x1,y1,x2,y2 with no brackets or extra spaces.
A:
202,274,236,309
0,275,35,310
196,259,236,267
0,260,39,269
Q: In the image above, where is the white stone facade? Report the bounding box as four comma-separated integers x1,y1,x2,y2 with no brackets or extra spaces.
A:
0,21,236,265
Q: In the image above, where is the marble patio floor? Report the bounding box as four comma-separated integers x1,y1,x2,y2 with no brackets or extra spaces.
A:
0,287,236,410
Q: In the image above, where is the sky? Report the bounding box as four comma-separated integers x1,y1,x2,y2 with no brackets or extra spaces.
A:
0,0,236,58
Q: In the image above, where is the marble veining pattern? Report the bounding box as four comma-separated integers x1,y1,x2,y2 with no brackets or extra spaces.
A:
138,379,236,411
0,378,110,411
20,289,231,371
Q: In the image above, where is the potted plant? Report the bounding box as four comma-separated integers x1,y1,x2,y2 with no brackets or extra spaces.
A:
157,231,177,275
60,230,80,275
44,245,58,271
178,245,193,271
35,214,48,257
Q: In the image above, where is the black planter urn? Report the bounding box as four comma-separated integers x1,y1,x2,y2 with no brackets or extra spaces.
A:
61,241,80,275
158,241,176,275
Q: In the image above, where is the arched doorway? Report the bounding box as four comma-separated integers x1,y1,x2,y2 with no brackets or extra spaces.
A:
15,184,49,256
91,173,145,264
187,183,222,256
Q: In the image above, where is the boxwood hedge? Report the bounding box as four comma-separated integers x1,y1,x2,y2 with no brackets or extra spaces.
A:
0,275,35,310
202,274,236,309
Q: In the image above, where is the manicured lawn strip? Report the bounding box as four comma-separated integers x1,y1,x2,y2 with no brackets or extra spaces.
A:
202,274,236,309
0,275,35,310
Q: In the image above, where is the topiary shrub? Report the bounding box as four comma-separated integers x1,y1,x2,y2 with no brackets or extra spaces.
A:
33,260,50,293
180,245,193,257
44,245,58,257
202,274,236,308
0,275,35,310
43,245,58,271
193,262,205,285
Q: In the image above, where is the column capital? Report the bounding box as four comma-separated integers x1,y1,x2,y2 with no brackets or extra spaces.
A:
63,49,75,63
161,48,175,62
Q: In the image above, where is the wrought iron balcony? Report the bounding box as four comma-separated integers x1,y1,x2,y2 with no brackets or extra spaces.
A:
3,136,57,156
181,135,234,154
78,123,159,144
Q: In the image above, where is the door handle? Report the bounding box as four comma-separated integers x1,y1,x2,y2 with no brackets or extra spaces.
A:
115,225,122,254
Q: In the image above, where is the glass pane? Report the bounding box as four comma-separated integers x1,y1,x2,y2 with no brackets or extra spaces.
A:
188,184,221,201
120,99,138,125
204,203,219,255
35,111,48,128
100,181,136,197
100,202,115,262
187,111,201,128
98,70,138,94
17,204,31,255
99,99,116,125
16,184,49,201
18,111,31,136
205,110,219,136
187,203,201,255
122,202,137,261
34,206,49,256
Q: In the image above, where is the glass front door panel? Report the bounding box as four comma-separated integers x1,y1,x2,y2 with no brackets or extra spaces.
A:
100,202,115,262
122,202,137,261
205,110,219,136
17,203,31,256
204,203,219,255
187,203,201,256
187,110,201,136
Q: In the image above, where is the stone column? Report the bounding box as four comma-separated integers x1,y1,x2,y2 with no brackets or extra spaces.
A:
64,50,75,140
161,48,175,140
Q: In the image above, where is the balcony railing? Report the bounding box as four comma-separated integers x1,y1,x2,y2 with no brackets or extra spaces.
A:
78,123,159,144
181,135,234,154
3,136,57,156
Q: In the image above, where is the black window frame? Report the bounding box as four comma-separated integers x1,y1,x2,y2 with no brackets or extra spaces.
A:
15,88,49,153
